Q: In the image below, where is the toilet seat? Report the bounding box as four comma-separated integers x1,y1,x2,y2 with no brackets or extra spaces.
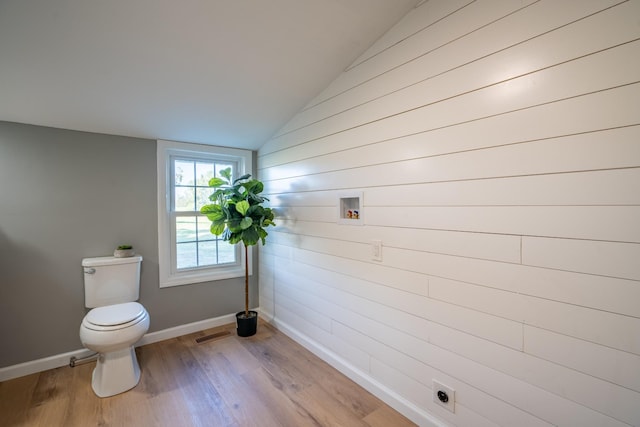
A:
83,302,148,332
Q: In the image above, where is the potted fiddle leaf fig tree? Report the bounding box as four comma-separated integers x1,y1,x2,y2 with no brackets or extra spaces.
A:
200,167,275,337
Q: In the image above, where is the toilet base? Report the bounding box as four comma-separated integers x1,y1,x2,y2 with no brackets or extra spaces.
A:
91,346,141,397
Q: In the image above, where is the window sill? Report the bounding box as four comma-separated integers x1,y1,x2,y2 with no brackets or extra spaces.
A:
159,265,249,288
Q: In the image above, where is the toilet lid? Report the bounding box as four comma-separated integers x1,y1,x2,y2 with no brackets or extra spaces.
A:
86,302,146,326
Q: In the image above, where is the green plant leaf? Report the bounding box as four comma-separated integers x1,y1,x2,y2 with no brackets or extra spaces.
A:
253,181,264,194
235,200,250,215
207,177,226,188
229,233,242,244
200,204,218,213
220,167,232,181
240,217,253,230
201,203,220,214
233,173,251,184
257,228,268,245
228,218,242,232
247,205,263,216
241,227,260,246
242,179,259,193
210,222,225,236
207,215,224,224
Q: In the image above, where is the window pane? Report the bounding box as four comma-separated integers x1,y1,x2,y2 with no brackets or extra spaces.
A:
196,162,214,186
176,216,197,243
218,242,236,264
175,187,195,211
196,187,212,211
197,216,215,241
198,241,217,266
176,242,197,269
174,160,194,185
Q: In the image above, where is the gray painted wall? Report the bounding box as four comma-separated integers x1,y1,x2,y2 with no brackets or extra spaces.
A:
0,121,257,368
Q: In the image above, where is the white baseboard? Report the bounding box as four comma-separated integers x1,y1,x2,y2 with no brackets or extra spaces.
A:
0,348,96,383
137,312,237,347
0,311,241,383
259,311,444,427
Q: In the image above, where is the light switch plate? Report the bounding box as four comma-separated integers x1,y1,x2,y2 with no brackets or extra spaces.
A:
371,240,382,261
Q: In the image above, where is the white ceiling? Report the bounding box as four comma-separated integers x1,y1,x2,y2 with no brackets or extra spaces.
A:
0,0,418,150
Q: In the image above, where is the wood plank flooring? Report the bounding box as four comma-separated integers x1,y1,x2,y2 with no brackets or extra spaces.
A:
0,321,416,427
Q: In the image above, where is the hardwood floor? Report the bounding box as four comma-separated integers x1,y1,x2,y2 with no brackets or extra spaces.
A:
0,321,416,426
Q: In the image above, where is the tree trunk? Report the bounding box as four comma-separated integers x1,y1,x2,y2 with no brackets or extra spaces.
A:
244,243,249,317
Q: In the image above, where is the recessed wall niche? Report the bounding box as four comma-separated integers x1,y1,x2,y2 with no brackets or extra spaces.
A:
337,192,363,225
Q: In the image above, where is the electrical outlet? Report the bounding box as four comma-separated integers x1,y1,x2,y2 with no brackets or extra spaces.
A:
371,239,382,261
433,380,455,413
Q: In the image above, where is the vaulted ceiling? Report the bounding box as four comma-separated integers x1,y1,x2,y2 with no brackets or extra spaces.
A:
0,0,418,150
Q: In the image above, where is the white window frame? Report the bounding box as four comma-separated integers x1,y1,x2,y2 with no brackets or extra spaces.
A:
157,139,253,288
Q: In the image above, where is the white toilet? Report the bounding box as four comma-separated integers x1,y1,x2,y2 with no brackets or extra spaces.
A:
79,255,150,398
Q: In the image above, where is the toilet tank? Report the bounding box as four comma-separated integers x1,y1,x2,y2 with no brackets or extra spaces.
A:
82,255,143,308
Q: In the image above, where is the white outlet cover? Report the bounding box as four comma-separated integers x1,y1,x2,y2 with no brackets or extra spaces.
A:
433,380,455,413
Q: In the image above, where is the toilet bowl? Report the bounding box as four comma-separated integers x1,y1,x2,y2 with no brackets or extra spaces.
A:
80,301,150,397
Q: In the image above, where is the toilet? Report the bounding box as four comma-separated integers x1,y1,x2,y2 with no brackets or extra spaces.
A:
79,255,150,398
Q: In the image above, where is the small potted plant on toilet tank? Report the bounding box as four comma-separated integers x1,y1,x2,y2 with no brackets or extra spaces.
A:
114,244,135,257
200,167,275,337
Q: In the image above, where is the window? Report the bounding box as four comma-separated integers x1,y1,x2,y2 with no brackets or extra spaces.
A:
157,140,253,287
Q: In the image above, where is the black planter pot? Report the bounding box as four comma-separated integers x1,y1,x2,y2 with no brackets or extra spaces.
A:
236,310,258,337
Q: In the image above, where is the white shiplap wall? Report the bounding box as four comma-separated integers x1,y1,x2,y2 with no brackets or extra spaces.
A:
257,1,640,426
